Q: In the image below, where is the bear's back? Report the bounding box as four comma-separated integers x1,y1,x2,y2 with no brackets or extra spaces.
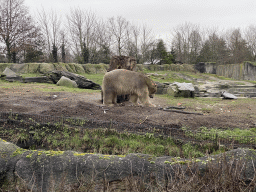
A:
103,69,146,90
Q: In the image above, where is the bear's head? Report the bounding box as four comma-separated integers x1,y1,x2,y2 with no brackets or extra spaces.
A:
148,82,157,98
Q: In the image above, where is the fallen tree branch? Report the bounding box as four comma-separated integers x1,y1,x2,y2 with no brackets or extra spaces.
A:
161,108,204,115
139,116,148,124
165,106,186,110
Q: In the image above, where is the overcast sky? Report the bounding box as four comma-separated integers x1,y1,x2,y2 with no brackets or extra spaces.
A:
24,0,256,41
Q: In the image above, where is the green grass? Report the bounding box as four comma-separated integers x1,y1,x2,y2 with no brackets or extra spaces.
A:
203,127,256,137
0,79,100,93
182,126,256,145
80,73,104,86
0,121,207,158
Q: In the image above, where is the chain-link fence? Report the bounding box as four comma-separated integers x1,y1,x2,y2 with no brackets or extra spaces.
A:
0,111,255,148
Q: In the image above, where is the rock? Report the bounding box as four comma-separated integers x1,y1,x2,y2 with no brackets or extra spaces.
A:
45,70,101,90
2,67,23,82
168,82,195,97
0,139,20,184
56,76,78,88
1,138,256,191
155,82,168,94
3,67,18,77
221,91,237,99
0,72,6,79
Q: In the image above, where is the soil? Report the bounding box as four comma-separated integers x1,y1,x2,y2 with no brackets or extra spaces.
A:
0,83,256,130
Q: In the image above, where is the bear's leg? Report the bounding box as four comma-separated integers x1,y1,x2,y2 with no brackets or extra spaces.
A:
112,93,117,104
139,92,156,107
103,90,115,106
130,94,139,106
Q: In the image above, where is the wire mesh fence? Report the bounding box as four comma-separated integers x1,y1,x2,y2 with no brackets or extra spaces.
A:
0,111,256,148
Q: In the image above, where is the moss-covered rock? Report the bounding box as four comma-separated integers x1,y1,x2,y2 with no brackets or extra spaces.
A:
1,138,256,191
39,63,55,73
81,63,107,74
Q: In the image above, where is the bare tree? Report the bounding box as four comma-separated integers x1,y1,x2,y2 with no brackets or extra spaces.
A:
198,31,228,64
171,31,183,63
67,8,97,63
125,24,140,61
0,0,40,63
140,24,155,64
37,8,62,62
172,23,201,64
108,16,130,56
226,28,252,63
189,29,202,64
93,19,111,63
245,25,256,61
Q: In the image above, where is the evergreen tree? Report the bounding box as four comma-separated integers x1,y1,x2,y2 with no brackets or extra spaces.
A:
24,47,43,63
155,39,174,64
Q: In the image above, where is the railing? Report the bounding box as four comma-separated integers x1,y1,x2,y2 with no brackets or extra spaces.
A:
0,111,255,148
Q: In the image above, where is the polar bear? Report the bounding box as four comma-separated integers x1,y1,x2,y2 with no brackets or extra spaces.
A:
102,69,157,107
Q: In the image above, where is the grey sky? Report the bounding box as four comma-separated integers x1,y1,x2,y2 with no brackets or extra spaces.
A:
25,0,256,41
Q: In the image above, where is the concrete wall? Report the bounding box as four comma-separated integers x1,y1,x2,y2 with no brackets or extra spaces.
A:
1,62,255,81
0,63,109,74
203,62,256,81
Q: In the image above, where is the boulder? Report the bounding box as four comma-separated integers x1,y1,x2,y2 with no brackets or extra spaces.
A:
3,67,19,77
3,67,23,82
1,138,256,191
0,72,6,79
45,70,101,90
168,82,195,97
221,91,237,99
56,76,78,88
0,139,20,184
155,82,168,94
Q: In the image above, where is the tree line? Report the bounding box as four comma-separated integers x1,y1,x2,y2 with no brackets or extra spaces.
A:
0,0,256,65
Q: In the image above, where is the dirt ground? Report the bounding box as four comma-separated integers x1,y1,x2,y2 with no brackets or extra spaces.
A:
0,84,256,130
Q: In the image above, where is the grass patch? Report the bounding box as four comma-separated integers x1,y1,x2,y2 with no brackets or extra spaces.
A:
159,94,222,108
0,121,207,158
182,126,256,145
80,73,104,86
0,79,100,93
